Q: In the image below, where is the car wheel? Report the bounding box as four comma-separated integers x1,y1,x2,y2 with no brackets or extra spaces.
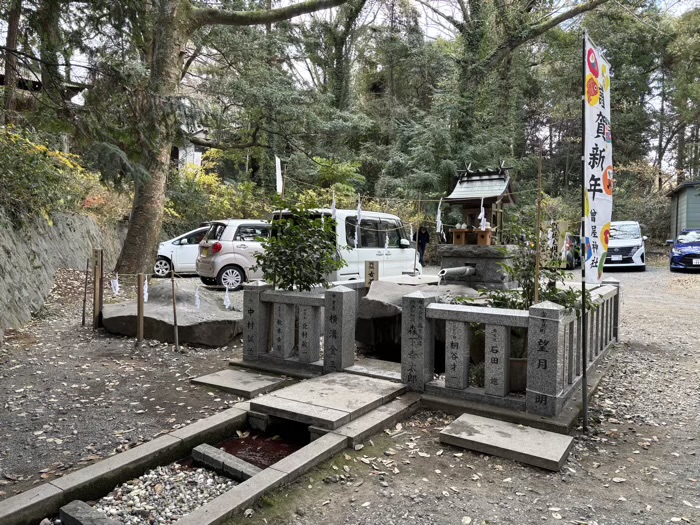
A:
200,276,217,286
217,265,245,291
153,257,172,278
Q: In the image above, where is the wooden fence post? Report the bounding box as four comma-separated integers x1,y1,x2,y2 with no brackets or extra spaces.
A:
136,273,145,344
92,249,103,329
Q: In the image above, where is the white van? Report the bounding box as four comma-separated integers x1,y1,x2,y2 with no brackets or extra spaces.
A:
604,220,647,271
274,209,422,281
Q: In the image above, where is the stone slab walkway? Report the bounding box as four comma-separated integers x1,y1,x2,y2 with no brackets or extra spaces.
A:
439,413,574,471
191,368,289,398
249,373,407,430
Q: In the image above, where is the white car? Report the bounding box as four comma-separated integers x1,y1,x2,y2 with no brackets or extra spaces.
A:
604,220,647,271
273,209,422,281
154,226,209,277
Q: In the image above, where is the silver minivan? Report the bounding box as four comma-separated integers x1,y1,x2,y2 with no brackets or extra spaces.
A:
196,220,270,289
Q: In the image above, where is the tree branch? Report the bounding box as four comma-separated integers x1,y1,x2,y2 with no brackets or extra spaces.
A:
186,126,263,150
478,0,612,73
415,0,464,32
189,0,349,31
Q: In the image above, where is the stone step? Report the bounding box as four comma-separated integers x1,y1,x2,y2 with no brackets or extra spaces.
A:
191,368,290,398
60,500,121,525
310,392,421,445
192,444,262,481
439,413,574,471
249,372,407,430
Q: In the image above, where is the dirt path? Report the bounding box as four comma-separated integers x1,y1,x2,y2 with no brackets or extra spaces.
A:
0,270,245,500
227,262,700,525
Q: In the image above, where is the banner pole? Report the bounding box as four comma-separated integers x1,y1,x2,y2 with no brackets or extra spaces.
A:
581,31,589,433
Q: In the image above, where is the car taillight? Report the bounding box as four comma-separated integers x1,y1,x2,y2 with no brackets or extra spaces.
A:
212,242,222,254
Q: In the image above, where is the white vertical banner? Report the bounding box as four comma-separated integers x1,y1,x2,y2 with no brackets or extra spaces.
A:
275,155,283,195
435,198,443,233
583,36,614,284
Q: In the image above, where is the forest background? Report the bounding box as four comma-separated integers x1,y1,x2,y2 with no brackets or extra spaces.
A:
1,0,698,272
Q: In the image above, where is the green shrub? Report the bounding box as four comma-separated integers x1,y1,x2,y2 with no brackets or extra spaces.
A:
253,202,349,291
0,127,124,226
164,163,271,237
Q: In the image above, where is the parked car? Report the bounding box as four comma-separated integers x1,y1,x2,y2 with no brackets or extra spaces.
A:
153,226,209,277
604,220,647,271
667,229,700,272
196,220,271,289
273,209,421,281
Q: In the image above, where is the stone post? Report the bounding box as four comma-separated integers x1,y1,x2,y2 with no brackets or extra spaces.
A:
602,278,620,342
526,301,565,417
484,324,510,397
242,282,273,361
271,303,296,359
445,321,471,390
298,305,322,363
324,286,356,373
401,291,438,391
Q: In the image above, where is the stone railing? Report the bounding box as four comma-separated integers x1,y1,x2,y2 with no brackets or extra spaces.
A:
400,278,621,417
242,281,364,373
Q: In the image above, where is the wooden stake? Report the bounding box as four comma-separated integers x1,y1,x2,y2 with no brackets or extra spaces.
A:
82,257,89,327
136,273,145,344
171,274,179,352
98,250,104,328
92,250,102,329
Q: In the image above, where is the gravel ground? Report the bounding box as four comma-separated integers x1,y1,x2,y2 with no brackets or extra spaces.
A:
94,464,236,524
2,261,700,525
225,260,700,525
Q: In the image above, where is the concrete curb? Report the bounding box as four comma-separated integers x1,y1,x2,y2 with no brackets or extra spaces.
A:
0,409,248,525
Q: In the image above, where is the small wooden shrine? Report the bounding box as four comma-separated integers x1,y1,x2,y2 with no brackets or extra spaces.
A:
444,163,515,245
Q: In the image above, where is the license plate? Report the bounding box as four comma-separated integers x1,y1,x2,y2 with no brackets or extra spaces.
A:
694,258,700,266
611,255,622,261
202,249,209,257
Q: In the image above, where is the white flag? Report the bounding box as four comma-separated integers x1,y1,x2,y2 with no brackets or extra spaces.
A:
385,233,390,255
224,287,231,309
111,273,120,296
195,285,201,310
355,194,362,249
478,197,487,231
435,198,443,233
410,223,414,242
275,155,283,195
143,277,149,303
331,191,337,220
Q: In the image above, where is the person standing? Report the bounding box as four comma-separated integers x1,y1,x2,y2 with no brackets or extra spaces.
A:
414,226,430,266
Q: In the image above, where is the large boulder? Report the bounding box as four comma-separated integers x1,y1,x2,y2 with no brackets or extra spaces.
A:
102,279,242,347
359,280,480,319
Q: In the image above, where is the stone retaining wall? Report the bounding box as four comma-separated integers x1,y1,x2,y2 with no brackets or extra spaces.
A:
0,212,125,329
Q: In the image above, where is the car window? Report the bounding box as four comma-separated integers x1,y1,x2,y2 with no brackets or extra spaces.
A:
235,225,270,241
610,224,640,240
205,223,227,241
360,219,380,248
678,231,700,243
380,219,402,247
186,230,207,245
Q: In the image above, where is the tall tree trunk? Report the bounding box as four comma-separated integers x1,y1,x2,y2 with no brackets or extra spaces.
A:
3,0,21,123
115,0,349,272
36,0,62,104
676,119,686,183
329,0,366,110
115,0,185,273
